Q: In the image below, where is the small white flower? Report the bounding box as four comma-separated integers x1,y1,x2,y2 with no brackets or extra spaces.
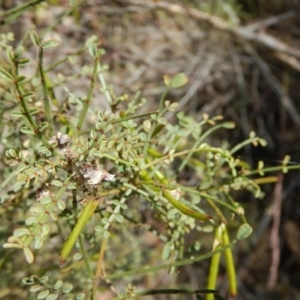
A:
36,189,50,202
169,188,182,200
80,163,115,185
48,132,70,149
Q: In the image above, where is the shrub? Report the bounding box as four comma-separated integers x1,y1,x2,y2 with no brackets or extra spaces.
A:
0,29,297,300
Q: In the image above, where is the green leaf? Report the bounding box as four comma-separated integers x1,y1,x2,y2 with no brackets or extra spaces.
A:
75,293,85,300
39,122,49,132
73,253,83,260
14,46,24,60
37,289,50,299
161,242,171,260
46,294,59,300
51,180,63,187
23,92,35,99
3,242,23,249
18,58,30,65
41,224,50,236
53,280,63,290
88,43,97,58
37,146,52,156
237,224,252,240
0,68,14,82
66,182,77,190
85,35,98,47
11,111,25,118
28,108,39,115
90,129,97,139
30,285,42,292
30,31,40,46
34,237,43,249
26,217,38,225
5,148,17,158
13,228,30,237
23,247,34,264
17,76,27,83
168,102,178,111
22,277,35,285
57,201,66,210
103,230,110,238
259,138,267,147
40,196,52,204
163,74,171,87
6,46,14,61
41,39,59,49
49,211,57,221
20,127,35,135
29,206,44,213
222,122,235,129
157,117,167,125
170,73,188,88
115,214,124,223
62,284,73,294
39,276,49,284
249,131,256,138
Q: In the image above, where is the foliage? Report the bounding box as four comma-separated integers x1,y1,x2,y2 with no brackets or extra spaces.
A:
0,3,299,300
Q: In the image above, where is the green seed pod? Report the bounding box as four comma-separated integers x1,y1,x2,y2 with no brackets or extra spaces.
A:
60,199,98,264
222,226,237,297
206,223,225,300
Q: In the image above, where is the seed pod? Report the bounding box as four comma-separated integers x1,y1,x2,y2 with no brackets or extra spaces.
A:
60,199,98,263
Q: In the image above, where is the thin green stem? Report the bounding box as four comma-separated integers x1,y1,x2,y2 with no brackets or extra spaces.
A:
45,48,86,72
143,106,168,157
230,138,259,154
38,46,54,135
0,0,45,26
179,123,228,171
112,110,159,124
144,146,232,169
158,86,169,111
78,235,93,277
171,119,207,152
112,289,217,299
93,238,108,298
179,185,245,218
0,170,16,191
98,63,112,105
205,196,226,222
76,54,100,132
102,153,136,167
224,193,247,223
14,69,50,149
245,164,300,176
106,241,236,280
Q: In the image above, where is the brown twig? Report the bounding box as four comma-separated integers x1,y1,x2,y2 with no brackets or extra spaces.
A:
267,173,283,289
243,10,299,31
150,2,300,58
